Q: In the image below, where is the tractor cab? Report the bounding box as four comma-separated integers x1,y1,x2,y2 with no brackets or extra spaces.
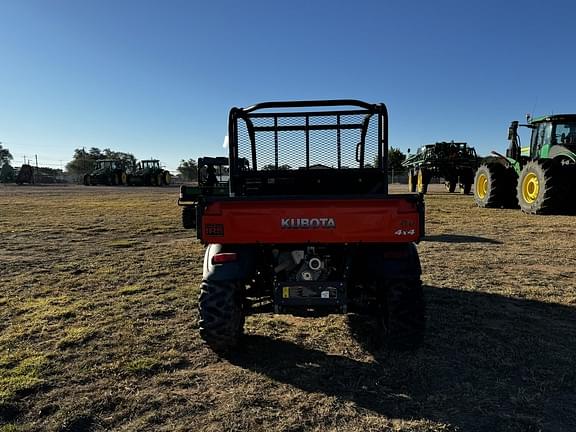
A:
138,159,161,171
508,115,576,162
94,159,121,171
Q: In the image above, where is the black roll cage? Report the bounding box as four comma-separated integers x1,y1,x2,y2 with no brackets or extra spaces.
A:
227,99,389,195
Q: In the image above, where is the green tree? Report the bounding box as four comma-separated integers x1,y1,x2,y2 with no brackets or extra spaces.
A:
0,163,15,183
0,144,13,166
177,159,198,181
388,147,406,172
102,148,137,169
66,147,136,175
66,148,96,175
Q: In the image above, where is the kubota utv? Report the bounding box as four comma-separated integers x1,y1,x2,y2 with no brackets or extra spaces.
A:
474,114,576,214
194,100,426,352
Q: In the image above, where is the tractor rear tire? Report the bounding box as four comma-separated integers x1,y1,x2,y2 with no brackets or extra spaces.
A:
198,279,245,352
473,163,517,208
380,279,425,350
517,160,562,214
182,206,197,229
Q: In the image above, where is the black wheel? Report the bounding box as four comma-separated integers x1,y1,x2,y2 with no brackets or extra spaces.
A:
198,280,245,351
379,279,425,350
182,206,197,229
517,160,562,214
445,180,456,193
459,169,474,195
473,163,517,208
163,171,171,186
417,169,430,194
83,174,90,186
408,170,417,192
119,172,127,186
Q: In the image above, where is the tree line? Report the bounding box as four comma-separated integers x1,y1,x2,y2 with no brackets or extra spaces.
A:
0,143,407,184
0,144,15,183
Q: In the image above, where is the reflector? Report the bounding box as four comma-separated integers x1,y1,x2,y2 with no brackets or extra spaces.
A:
212,253,238,264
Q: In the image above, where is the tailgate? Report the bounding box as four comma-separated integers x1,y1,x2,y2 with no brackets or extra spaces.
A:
198,196,424,244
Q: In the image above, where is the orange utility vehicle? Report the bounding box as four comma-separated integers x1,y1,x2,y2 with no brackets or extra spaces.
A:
195,100,425,351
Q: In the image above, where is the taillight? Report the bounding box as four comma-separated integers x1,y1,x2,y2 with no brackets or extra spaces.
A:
212,253,238,264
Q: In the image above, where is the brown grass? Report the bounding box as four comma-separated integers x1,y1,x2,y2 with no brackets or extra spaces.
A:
0,184,575,431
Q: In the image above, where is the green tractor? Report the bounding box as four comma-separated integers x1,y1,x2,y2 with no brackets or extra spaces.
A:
178,157,229,229
15,164,35,185
127,159,171,186
84,159,127,186
474,114,576,214
402,141,479,194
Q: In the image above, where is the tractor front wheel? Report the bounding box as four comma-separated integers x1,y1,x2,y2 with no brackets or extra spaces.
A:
198,279,245,352
473,163,517,208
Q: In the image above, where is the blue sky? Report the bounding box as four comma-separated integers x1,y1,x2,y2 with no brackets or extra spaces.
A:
0,0,574,172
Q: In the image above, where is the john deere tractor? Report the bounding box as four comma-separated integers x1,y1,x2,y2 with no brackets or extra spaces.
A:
127,159,171,186
84,159,127,186
474,114,576,214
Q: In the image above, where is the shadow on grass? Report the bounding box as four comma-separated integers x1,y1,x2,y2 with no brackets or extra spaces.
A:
423,234,502,244
231,286,576,432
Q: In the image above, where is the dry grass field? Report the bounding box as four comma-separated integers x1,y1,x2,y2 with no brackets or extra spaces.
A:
1,184,575,432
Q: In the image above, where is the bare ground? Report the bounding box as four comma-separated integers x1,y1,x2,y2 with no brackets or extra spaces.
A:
0,184,575,432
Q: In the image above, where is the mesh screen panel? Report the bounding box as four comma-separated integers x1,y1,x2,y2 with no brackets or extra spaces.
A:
236,111,380,171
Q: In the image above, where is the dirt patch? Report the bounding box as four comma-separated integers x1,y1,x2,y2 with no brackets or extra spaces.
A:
1,184,575,431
